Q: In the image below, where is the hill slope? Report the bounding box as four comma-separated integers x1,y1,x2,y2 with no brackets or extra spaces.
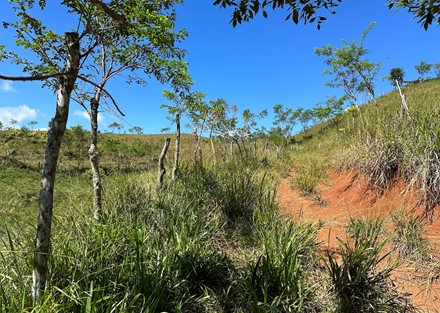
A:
279,79,440,312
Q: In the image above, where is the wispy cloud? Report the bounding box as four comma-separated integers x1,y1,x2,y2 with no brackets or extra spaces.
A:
0,104,37,127
73,110,106,125
0,81,17,93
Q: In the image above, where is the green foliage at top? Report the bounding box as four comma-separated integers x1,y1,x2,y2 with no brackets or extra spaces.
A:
213,0,342,28
388,67,405,87
215,0,440,31
388,0,440,30
315,22,380,105
2,0,191,100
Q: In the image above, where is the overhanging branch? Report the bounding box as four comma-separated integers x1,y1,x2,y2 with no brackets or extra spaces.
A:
87,0,128,27
0,72,68,81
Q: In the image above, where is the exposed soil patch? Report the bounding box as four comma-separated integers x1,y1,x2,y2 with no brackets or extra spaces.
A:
278,169,440,312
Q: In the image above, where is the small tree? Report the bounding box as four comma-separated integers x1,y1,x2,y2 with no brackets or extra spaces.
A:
186,92,208,165
128,126,143,134
65,125,87,170
162,89,194,180
28,120,38,130
10,119,18,129
433,63,440,78
389,67,405,87
415,61,432,81
273,104,295,139
299,108,314,131
315,23,380,106
237,108,267,154
108,122,121,133
267,127,285,158
312,103,332,126
207,98,228,163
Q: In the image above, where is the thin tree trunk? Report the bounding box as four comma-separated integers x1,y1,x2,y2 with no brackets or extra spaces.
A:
230,139,233,157
32,32,80,302
193,127,202,165
232,137,243,156
222,142,227,161
240,137,248,155
172,114,180,180
264,141,269,156
157,137,171,190
89,98,102,221
209,128,216,165
396,80,410,119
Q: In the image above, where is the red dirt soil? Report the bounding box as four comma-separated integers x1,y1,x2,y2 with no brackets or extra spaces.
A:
277,169,440,312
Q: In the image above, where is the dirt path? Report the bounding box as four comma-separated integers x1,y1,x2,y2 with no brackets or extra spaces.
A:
277,169,440,312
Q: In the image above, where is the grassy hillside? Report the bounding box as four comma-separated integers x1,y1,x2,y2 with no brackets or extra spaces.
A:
291,79,440,214
1,80,439,311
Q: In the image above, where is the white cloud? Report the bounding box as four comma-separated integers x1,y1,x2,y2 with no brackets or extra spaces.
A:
73,110,106,125
0,81,17,93
0,104,37,127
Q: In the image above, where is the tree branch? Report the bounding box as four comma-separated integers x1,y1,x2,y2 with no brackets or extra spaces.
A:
0,72,68,81
77,74,125,116
87,0,128,27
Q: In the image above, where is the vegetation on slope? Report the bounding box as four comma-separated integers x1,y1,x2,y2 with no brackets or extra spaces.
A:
0,117,422,312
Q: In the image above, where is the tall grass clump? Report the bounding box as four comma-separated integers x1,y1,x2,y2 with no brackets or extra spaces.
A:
0,225,35,312
246,221,321,312
327,218,415,313
391,209,433,263
345,216,386,240
292,158,328,195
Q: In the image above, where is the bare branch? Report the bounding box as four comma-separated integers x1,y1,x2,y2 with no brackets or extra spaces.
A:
0,72,68,81
77,74,125,116
71,89,90,112
87,0,128,27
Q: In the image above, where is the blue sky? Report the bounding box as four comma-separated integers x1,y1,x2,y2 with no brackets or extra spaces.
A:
0,1,439,133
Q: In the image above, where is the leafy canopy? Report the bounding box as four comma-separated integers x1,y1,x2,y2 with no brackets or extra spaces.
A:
214,0,440,29
213,0,342,28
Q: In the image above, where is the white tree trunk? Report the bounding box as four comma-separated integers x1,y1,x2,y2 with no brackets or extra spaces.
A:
172,114,180,180
32,32,80,302
209,128,216,166
89,98,102,221
193,127,202,166
396,80,410,119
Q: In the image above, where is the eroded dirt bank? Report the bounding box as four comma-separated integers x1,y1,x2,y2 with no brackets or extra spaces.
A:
278,169,440,312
